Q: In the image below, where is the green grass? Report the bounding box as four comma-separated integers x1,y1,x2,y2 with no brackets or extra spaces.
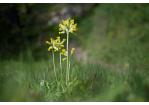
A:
0,55,149,102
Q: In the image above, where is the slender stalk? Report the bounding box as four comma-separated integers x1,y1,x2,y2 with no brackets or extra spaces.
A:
69,56,70,73
52,48,57,83
60,50,63,79
65,41,67,85
67,32,69,83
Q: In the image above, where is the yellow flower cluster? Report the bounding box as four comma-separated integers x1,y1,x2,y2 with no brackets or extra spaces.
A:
46,37,66,52
59,18,78,35
46,17,77,85
61,48,75,61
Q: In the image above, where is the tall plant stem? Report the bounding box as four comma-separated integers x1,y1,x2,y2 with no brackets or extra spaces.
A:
67,32,69,82
60,50,63,79
52,49,57,83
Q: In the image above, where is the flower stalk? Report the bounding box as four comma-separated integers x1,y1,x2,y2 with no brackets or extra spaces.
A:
52,48,57,83
59,18,77,85
44,18,78,86
60,46,63,79
67,32,69,84
46,37,65,84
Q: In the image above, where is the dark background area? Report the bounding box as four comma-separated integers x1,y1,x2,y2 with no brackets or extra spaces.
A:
0,3,97,61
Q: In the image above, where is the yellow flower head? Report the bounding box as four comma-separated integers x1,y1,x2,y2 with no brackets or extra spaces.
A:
63,39,66,41
59,28,62,31
59,18,77,35
46,38,59,52
61,49,68,57
71,19,74,24
46,41,50,44
46,37,66,52
57,36,60,39
47,46,52,51
71,47,75,55
59,24,61,27
61,52,64,55
62,49,66,52
72,48,75,51
62,58,66,61
62,20,65,25
56,36,66,48
67,18,70,22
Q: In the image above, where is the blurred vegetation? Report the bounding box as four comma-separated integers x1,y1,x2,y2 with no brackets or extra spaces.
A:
0,3,149,102
77,3,149,73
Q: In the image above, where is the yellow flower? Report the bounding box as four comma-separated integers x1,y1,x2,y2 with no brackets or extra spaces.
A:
61,48,68,60
59,31,65,34
46,37,66,53
47,46,52,51
63,39,66,41
62,49,67,57
57,36,60,40
62,20,65,25
59,24,61,27
46,41,51,44
59,18,77,35
62,58,66,61
59,28,62,31
46,41,49,43
46,38,59,52
56,37,66,48
71,47,75,55
71,19,74,24
72,48,75,51
61,52,64,55
62,49,66,52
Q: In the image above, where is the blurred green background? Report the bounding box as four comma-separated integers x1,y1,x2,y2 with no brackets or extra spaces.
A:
0,3,149,102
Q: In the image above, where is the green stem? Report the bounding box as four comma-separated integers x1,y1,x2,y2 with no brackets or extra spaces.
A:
69,56,70,73
52,48,57,83
60,50,63,79
67,32,69,83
